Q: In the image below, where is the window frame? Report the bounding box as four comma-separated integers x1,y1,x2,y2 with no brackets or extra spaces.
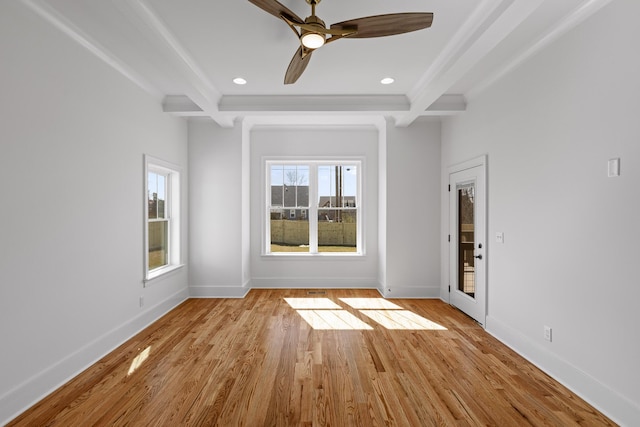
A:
144,155,183,283
263,158,363,257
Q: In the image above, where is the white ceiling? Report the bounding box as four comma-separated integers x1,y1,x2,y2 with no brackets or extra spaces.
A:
21,0,610,127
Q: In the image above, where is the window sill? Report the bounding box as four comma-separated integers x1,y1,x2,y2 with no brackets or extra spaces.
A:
144,264,184,286
261,253,365,259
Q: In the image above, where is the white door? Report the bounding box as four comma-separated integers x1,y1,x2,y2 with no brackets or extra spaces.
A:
449,159,486,325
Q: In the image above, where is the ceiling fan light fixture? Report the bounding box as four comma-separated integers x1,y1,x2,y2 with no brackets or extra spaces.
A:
301,31,325,49
248,0,433,84
300,13,326,49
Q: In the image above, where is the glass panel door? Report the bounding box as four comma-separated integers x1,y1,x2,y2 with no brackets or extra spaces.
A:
449,159,486,326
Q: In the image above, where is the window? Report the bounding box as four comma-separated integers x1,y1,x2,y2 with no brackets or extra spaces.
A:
145,155,182,282
266,160,362,255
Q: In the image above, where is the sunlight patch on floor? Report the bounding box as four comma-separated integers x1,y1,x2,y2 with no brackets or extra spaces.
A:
339,297,402,310
284,297,342,309
285,297,447,330
296,310,373,330
360,310,447,330
128,346,151,376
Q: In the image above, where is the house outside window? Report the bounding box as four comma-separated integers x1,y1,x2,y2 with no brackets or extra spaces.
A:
145,155,182,282
266,160,362,255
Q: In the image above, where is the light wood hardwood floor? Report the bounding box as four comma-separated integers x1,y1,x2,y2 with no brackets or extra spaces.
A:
9,289,615,426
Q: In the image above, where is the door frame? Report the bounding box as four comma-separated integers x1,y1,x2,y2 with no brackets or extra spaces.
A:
448,155,487,326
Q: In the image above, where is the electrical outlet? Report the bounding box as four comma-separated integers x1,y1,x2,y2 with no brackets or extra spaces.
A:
544,325,552,342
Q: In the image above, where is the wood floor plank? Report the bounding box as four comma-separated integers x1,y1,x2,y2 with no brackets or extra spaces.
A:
7,289,616,426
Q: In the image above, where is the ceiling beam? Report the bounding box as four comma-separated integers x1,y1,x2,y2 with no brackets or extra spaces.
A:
20,0,163,100
21,0,234,127
394,0,544,127
113,0,232,127
163,94,465,124
467,0,615,99
163,95,207,116
422,94,466,116
219,95,410,112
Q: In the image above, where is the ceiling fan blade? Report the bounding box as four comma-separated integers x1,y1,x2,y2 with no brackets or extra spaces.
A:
248,0,304,24
284,46,312,85
330,12,433,38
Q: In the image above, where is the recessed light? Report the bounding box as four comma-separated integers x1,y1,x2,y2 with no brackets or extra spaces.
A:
380,77,395,85
233,77,247,85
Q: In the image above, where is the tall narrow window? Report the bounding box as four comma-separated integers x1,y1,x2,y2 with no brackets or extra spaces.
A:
145,155,182,282
266,160,362,255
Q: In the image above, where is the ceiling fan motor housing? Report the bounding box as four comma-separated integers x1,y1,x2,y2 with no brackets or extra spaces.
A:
301,15,326,49
303,14,326,32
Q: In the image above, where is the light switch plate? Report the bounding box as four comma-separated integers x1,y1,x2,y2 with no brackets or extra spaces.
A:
495,232,504,244
608,158,620,177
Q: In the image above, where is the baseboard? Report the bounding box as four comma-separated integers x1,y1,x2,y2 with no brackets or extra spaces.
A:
189,286,250,298
380,285,441,299
189,281,438,299
486,315,640,426
250,277,379,289
0,287,189,426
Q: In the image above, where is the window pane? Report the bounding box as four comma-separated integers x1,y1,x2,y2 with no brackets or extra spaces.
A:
318,165,333,206
148,172,167,219
318,165,357,208
271,165,283,183
458,185,475,297
318,209,357,253
148,220,168,270
157,174,166,219
343,165,357,204
270,209,309,253
270,164,309,208
148,172,158,219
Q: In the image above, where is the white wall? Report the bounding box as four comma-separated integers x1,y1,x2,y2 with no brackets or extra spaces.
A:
441,0,640,424
385,120,442,298
188,120,247,296
0,2,189,423
249,126,380,288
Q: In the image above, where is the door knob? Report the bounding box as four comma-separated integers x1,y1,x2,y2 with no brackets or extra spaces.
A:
474,254,483,260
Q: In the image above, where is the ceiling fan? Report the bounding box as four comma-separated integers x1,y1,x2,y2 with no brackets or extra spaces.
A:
248,0,434,84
